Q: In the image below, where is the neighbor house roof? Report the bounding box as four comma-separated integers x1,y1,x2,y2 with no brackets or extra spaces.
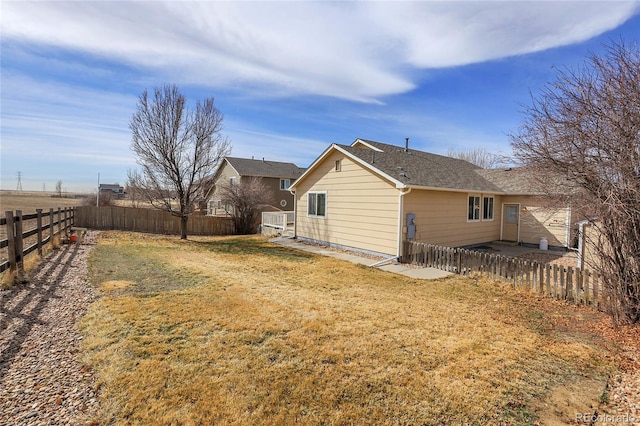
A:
292,138,505,193
224,157,306,179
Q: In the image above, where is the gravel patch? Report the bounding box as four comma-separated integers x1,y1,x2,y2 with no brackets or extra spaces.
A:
0,231,100,426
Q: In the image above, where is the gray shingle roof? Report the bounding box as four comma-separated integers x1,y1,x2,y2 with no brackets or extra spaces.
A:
477,167,574,195
476,168,542,194
339,139,504,193
225,157,306,179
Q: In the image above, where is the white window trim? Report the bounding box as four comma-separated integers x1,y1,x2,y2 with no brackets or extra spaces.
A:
482,195,495,221
467,194,481,222
280,178,291,191
307,191,327,219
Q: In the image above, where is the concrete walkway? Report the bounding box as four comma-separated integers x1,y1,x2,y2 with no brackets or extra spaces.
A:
270,237,452,280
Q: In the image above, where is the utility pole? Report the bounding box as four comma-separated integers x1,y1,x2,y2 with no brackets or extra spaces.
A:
16,172,23,191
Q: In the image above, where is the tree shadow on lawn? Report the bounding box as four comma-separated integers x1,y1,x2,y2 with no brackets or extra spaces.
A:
194,237,315,262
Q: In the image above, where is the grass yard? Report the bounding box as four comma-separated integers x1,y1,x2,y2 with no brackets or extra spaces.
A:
82,231,619,425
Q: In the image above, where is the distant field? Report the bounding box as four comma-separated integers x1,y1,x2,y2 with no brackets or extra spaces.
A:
0,190,87,214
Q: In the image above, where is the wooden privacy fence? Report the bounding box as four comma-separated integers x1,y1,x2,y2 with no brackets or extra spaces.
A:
1,207,75,274
402,241,602,307
74,206,234,236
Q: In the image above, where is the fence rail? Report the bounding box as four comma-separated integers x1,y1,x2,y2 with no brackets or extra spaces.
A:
402,241,602,307
74,206,234,236
1,207,75,275
261,211,294,234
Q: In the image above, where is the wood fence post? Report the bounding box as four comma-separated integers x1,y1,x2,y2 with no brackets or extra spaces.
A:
575,268,583,303
584,270,591,305
36,209,43,255
14,210,25,278
566,267,574,302
545,264,551,296
56,207,61,236
5,211,16,273
49,208,54,242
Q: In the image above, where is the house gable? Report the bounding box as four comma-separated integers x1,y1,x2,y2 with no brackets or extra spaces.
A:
205,156,305,215
294,149,400,256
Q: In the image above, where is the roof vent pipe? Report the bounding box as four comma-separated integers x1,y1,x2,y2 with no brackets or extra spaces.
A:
405,137,409,152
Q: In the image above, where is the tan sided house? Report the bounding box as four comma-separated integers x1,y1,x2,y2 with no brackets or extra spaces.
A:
289,138,578,258
205,156,306,216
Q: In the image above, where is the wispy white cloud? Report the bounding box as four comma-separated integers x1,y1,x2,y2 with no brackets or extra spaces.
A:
2,1,639,191
3,1,638,102
1,73,136,190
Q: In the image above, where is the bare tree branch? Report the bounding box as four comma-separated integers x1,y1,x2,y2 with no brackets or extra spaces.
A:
128,84,230,239
511,41,640,324
219,177,274,235
446,148,503,169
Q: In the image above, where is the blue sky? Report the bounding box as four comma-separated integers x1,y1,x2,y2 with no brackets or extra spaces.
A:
2,1,639,192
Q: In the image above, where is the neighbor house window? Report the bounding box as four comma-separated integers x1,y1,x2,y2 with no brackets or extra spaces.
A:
280,179,291,190
483,196,494,220
308,192,327,218
335,160,342,172
230,177,237,185
216,200,222,209
468,195,480,221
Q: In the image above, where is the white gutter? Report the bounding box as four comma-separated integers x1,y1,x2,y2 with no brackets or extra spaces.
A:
397,187,412,259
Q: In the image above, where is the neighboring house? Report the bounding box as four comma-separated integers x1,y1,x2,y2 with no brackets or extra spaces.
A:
289,138,579,258
99,183,125,198
204,157,306,216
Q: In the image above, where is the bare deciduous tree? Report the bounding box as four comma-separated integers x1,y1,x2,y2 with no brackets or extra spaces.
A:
219,177,274,235
82,190,115,206
446,148,502,169
55,180,63,198
124,183,143,208
510,41,640,325
128,84,230,239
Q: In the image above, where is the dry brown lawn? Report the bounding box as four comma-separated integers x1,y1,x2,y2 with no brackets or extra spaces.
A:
81,231,619,425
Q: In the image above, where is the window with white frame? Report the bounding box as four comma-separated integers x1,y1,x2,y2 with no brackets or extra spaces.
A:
483,196,494,220
468,195,480,221
335,160,342,172
308,192,327,217
280,179,291,191
230,176,237,185
217,200,222,209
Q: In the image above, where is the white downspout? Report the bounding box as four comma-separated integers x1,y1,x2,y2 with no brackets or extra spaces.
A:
565,204,572,248
397,187,412,259
575,220,589,269
289,189,297,238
